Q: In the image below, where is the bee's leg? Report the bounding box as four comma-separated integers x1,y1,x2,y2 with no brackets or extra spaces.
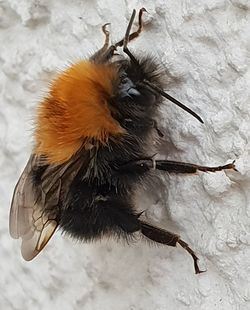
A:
118,159,236,174
91,8,146,63
115,8,146,48
139,221,205,274
91,23,117,63
154,159,237,174
100,23,111,51
81,199,203,274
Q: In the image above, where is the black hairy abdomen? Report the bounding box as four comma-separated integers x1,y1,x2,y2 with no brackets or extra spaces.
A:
60,135,151,241
60,178,141,240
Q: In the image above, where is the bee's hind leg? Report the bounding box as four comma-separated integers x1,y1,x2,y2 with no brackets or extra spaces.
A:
139,221,205,274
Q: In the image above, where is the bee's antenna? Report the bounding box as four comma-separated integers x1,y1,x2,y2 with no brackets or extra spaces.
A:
123,10,136,47
121,10,139,64
142,80,204,124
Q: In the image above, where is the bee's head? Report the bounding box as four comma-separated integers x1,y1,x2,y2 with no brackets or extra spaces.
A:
91,8,203,124
106,56,165,119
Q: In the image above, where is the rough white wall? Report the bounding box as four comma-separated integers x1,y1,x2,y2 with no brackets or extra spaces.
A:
1,0,250,309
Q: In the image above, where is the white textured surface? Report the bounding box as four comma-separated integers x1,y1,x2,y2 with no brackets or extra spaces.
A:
1,0,250,309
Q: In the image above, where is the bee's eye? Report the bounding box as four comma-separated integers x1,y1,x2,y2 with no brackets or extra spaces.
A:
119,76,141,99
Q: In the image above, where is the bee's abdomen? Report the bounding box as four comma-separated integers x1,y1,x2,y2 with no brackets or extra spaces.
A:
60,187,140,240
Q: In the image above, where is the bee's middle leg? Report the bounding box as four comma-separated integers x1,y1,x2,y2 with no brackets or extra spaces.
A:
117,158,236,174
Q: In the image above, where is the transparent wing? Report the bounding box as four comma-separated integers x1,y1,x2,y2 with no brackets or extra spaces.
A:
9,155,59,260
9,151,87,261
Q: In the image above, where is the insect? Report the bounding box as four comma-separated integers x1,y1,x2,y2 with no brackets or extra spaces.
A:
9,9,236,273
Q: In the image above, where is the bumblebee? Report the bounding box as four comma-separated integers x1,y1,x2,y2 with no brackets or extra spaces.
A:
9,9,235,273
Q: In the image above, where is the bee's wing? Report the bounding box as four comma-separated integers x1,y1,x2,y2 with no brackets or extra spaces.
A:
9,151,87,260
9,155,58,260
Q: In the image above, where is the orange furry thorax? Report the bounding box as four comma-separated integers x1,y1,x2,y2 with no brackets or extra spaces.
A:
35,61,125,164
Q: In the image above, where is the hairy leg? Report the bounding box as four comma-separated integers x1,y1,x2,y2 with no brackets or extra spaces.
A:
117,158,236,174
112,211,204,274
140,221,204,274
